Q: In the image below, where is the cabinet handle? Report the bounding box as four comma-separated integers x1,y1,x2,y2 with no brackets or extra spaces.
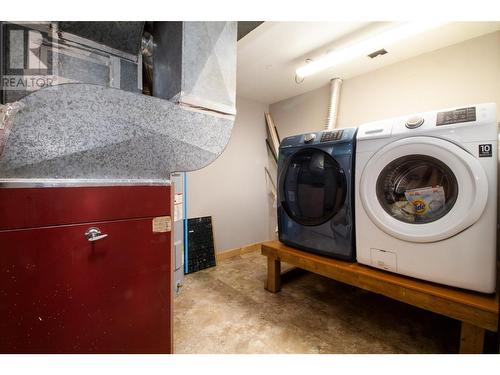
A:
84,227,109,242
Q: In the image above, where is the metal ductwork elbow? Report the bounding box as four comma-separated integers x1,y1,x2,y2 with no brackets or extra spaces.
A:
325,78,343,131
0,21,237,179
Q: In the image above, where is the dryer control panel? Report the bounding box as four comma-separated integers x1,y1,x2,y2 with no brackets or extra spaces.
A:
280,127,357,149
320,130,344,142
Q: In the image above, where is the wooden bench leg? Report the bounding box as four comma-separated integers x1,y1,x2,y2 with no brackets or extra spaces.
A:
265,256,281,293
459,321,485,354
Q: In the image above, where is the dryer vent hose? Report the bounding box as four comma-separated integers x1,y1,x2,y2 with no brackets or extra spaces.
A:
325,78,343,131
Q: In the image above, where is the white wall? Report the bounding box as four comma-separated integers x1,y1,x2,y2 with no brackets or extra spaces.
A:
187,97,276,253
270,31,500,136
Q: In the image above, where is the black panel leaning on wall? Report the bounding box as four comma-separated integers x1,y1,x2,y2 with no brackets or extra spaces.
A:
186,216,217,274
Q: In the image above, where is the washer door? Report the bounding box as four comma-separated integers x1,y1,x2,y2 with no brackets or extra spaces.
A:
281,148,347,226
360,136,488,242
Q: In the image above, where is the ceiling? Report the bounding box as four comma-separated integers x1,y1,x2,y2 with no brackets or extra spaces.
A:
236,22,500,104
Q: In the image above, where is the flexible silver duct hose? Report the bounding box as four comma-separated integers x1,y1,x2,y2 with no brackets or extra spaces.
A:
141,32,154,95
325,78,343,131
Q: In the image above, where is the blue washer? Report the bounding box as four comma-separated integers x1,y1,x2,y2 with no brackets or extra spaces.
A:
277,128,357,261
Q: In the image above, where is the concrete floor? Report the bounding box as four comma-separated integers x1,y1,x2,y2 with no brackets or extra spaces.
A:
174,250,460,353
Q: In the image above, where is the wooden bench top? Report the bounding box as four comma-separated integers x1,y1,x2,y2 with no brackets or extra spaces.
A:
261,241,499,332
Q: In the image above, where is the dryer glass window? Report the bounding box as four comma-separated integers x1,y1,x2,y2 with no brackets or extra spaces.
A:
376,155,458,224
282,149,346,226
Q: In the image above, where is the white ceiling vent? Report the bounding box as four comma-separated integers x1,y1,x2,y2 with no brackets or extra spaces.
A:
368,48,388,58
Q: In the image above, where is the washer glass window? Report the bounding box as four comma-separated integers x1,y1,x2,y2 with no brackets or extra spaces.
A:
376,154,458,224
282,149,346,226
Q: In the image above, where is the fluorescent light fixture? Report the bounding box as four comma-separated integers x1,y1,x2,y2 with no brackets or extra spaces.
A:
295,21,446,79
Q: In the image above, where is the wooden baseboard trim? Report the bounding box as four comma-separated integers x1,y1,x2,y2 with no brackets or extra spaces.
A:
216,242,262,262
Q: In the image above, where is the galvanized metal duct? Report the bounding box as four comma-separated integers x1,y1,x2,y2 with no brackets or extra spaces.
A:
0,22,237,179
325,78,343,131
57,22,145,55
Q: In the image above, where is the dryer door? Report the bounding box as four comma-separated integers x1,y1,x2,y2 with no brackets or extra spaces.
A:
280,148,347,226
360,136,488,242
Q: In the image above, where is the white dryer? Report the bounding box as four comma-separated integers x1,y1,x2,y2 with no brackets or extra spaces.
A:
355,103,497,293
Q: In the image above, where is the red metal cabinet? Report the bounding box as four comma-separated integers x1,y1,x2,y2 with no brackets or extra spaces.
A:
0,181,173,353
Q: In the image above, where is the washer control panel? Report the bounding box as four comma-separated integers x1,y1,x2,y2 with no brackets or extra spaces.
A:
320,130,343,142
436,106,476,126
405,116,424,129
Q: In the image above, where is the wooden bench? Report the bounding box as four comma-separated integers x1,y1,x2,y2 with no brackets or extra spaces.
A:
261,240,499,354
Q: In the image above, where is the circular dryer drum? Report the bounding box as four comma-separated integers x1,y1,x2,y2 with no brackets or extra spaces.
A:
280,148,347,227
